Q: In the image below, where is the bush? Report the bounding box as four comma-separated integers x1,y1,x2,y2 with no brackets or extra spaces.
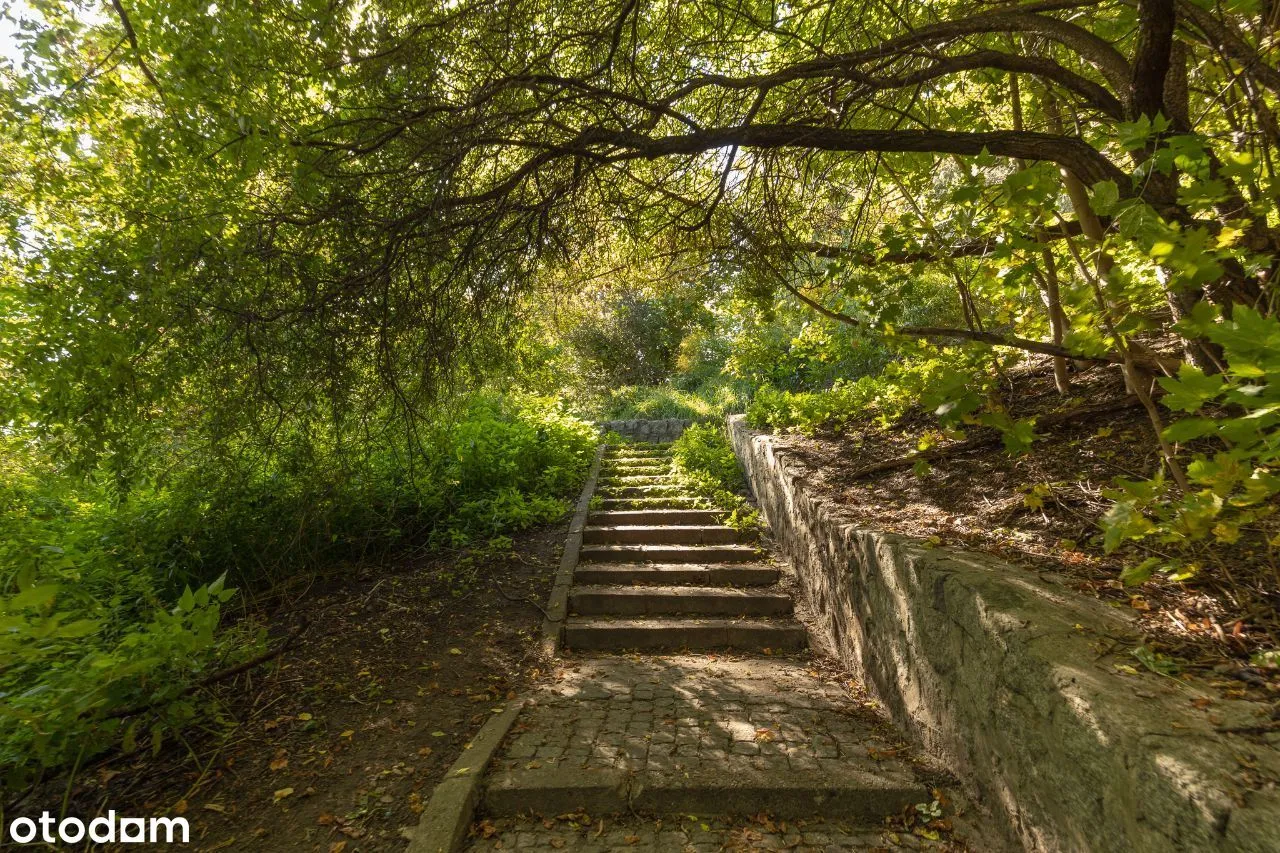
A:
0,393,598,794
669,423,759,529
596,378,749,422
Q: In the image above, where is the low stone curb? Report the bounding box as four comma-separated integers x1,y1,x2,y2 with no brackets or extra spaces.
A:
540,444,605,656
404,699,527,853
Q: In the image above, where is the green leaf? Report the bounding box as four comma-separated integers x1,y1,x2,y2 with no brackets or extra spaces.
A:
1101,501,1157,552
1162,417,1218,442
1089,180,1120,216
1119,558,1160,586
4,584,59,612
1157,364,1225,412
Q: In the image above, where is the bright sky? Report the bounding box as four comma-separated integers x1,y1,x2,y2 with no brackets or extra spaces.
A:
0,0,31,70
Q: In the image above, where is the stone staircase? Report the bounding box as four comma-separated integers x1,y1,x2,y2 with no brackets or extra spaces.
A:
453,438,961,852
563,442,808,654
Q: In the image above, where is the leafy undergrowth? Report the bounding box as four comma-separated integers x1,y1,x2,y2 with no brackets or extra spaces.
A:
0,393,596,798
760,360,1280,693
24,525,564,851
587,378,750,423
669,423,760,530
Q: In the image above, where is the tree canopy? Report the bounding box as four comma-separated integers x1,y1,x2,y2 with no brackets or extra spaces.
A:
4,0,1280,798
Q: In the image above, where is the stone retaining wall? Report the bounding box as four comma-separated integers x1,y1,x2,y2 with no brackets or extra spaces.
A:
728,415,1280,853
599,418,691,443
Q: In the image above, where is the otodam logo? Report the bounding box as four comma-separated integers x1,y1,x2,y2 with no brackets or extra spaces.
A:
7,811,189,844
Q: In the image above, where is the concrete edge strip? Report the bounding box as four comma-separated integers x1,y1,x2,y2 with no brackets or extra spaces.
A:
404,698,527,853
540,443,606,656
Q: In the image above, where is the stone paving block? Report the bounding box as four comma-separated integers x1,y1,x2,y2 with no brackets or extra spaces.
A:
484,656,931,821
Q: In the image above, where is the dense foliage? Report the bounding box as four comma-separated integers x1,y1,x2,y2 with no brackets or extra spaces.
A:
0,397,595,792
669,423,759,529
6,0,1280,796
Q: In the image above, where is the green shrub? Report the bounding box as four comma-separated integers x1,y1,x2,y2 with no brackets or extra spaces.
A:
669,423,759,529
1101,305,1280,585
745,351,998,436
0,392,598,794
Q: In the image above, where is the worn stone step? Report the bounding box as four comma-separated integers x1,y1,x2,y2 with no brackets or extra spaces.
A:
463,813,898,850
562,617,807,651
595,474,681,487
595,497,704,510
583,524,745,546
573,562,781,586
569,585,793,617
483,656,928,823
588,509,724,526
601,464,670,476
578,544,760,563
595,485,691,499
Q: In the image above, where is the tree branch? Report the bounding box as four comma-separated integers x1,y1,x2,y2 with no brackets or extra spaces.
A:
108,0,165,98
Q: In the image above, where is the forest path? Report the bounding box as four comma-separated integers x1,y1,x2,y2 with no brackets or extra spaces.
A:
461,441,965,852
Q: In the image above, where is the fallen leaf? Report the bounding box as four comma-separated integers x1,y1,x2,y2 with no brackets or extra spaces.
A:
340,730,355,739
273,788,294,803
172,799,188,815
316,814,337,826
269,757,289,771
203,803,230,814
448,648,462,655
297,712,313,721
329,842,347,853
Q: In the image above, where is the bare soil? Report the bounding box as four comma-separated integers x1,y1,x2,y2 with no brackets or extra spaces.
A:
30,523,566,852
769,359,1280,697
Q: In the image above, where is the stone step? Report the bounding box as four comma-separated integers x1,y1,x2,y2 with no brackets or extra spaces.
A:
569,585,793,617
582,524,745,546
482,656,928,824
483,768,922,822
463,814,897,851
578,544,760,563
588,509,724,526
562,617,807,652
573,562,781,586
595,485,691,499
595,497,705,510
595,474,681,487
601,464,670,475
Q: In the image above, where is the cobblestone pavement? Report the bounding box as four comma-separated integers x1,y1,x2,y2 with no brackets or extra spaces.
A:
491,654,925,784
466,813,953,851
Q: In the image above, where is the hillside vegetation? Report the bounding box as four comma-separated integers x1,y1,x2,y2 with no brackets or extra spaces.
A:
3,0,1280,800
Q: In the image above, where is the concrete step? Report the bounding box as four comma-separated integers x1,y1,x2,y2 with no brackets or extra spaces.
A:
604,451,671,461
588,509,724,526
483,769,925,822
601,464,670,475
583,524,745,546
573,562,780,586
595,485,691,499
562,617,807,652
595,474,680,487
578,544,760,563
569,585,793,617
596,497,705,510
